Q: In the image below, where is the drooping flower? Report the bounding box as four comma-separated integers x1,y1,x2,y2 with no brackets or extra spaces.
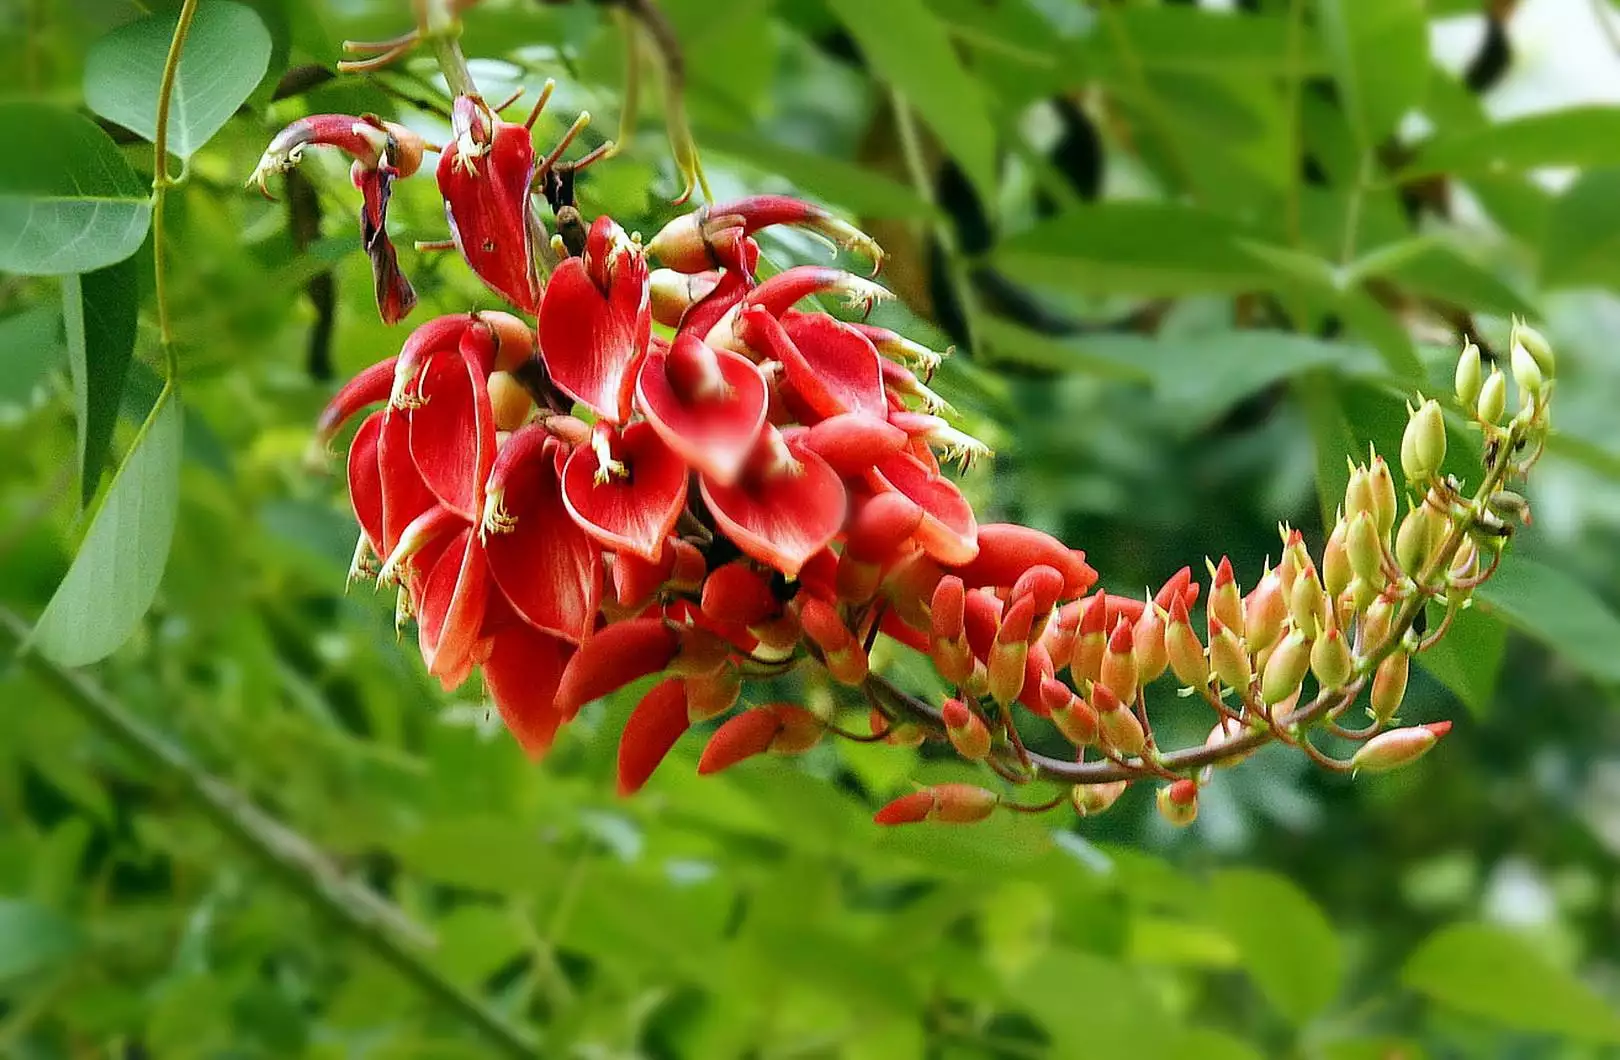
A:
539,215,652,423
437,95,545,313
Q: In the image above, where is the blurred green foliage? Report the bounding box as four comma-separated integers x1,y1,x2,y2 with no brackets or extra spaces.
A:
4,0,1620,1056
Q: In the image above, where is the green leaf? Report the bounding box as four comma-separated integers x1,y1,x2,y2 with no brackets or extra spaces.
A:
389,818,558,893
1353,239,1538,320
1316,0,1428,153
997,203,1268,296
1080,8,1328,76
1210,868,1342,1024
0,899,83,981
1475,557,1620,684
699,129,938,221
32,393,183,667
84,0,272,159
0,305,65,407
1403,923,1620,1042
1164,1028,1265,1060
0,103,152,277
1417,603,1507,714
1409,106,1620,178
1540,168,1620,290
63,258,139,508
823,0,998,202
976,315,1153,381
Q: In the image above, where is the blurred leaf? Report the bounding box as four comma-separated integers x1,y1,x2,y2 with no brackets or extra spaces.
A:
1164,1028,1265,1060
84,0,272,159
1409,106,1620,178
0,305,65,406
1403,923,1620,1042
390,818,558,893
1475,557,1620,684
699,129,939,220
62,257,139,508
1540,168,1620,290
824,0,997,201
977,316,1152,381
1316,0,1427,153
0,103,152,276
1210,868,1342,1024
32,392,182,667
997,203,1268,296
1012,948,1174,1056
1356,239,1537,320
0,899,83,981
1081,8,1327,75
1417,603,1507,714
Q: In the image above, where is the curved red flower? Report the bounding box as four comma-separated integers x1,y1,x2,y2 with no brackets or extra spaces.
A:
867,451,979,566
561,422,689,562
700,427,846,579
635,333,768,485
481,597,575,758
405,324,497,523
437,96,542,312
539,216,651,423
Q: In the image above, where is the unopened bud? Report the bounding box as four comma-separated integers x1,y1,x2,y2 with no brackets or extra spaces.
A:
1208,557,1243,637
1345,510,1384,584
1368,456,1397,537
1370,651,1410,723
1322,520,1353,600
1449,537,1480,584
1345,575,1379,615
1487,490,1532,525
1310,626,1353,689
1345,464,1376,523
1093,684,1146,757
942,698,991,760
1156,779,1199,827
1477,367,1507,424
874,783,999,825
1361,596,1395,647
1350,721,1451,773
1069,594,1108,685
1042,678,1099,745
1071,780,1128,817
1133,604,1169,684
1165,598,1209,687
1243,567,1288,653
1454,341,1483,409
1510,337,1544,399
1208,619,1252,693
1288,564,1329,634
1261,629,1311,706
1204,717,1254,768
874,709,926,748
1099,618,1139,705
1401,399,1447,485
1511,319,1555,378
1395,502,1444,580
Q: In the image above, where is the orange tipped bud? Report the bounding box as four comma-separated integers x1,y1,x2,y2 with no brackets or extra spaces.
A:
1156,779,1199,827
1069,594,1108,685
1054,696,1099,746
931,575,966,641
697,704,824,775
1243,568,1288,652
555,619,680,719
1133,603,1169,684
883,551,944,631
1309,626,1354,690
875,783,998,825
1362,596,1396,647
685,664,742,722
1011,564,1064,623
1093,685,1146,757
1154,567,1194,612
1071,780,1128,817
1351,721,1450,773
1370,650,1410,723
1207,619,1252,693
617,679,692,795
798,597,868,684
942,698,992,760
1099,617,1139,704
1165,597,1209,687
1322,521,1352,600
1288,563,1329,635
988,596,1036,705
1208,556,1243,636
1261,629,1311,706
1042,602,1082,672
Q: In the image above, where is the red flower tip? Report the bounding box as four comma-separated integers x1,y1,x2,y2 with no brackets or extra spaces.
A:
437,100,543,312
701,561,780,627
1107,617,1134,654
1039,676,1074,715
949,525,1094,599
867,453,978,567
1426,720,1453,738
1154,566,1194,612
998,595,1038,646
697,704,822,775
617,678,692,795
942,699,991,760
930,575,967,642
316,356,398,447
880,783,999,826
554,618,680,719
798,597,868,683
1078,592,1110,636
1091,683,1123,714
482,610,573,759
873,791,935,826
1011,564,1064,617
1212,555,1236,589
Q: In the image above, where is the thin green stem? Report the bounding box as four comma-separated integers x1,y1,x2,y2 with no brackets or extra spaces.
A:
151,0,198,386
419,0,478,99
0,609,540,1059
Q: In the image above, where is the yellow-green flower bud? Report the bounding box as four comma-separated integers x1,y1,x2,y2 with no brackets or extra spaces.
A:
1477,367,1507,424
1401,399,1447,485
1368,456,1397,537
1455,341,1483,409
1310,625,1354,689
1071,780,1128,817
1370,651,1410,723
1323,521,1353,600
1351,721,1449,773
1288,564,1330,634
1261,629,1311,706
1511,319,1555,378
1345,463,1376,523
1396,503,1442,579
1511,336,1544,400
1346,510,1383,584
1208,619,1252,693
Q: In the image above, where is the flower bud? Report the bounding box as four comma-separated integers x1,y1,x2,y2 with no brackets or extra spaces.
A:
929,576,973,686
1243,567,1288,653
1368,456,1397,538
1401,399,1447,485
1288,563,1330,635
1345,575,1379,615
798,598,869,685
1345,510,1384,585
1207,618,1252,693
1350,721,1450,773
1370,651,1410,723
1511,319,1555,378
1361,596,1395,647
942,698,992,761
1156,779,1199,827
1043,602,1082,670
1454,341,1483,409
1208,557,1243,638
1069,594,1108,685
874,709,926,748
1309,626,1353,690
1261,629,1311,706
1477,367,1507,424
685,664,742,722
874,783,999,825
1133,604,1169,684
1395,502,1443,580
1510,337,1544,399
1042,677,1099,745
1344,463,1376,523
1093,684,1146,757
988,596,1036,706
1487,490,1532,525
1071,780,1128,817
1449,537,1479,584
1165,597,1209,687
1099,618,1139,705
1322,520,1353,600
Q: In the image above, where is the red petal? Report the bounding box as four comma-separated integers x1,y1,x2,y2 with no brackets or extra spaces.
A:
347,412,386,553
539,258,646,423
554,617,679,719
867,453,978,566
377,409,439,556
675,245,756,338
482,607,573,758
700,436,846,579
561,423,689,563
407,331,497,522
799,413,908,478
317,355,397,443
483,425,603,644
696,709,782,775
739,308,886,421
416,527,489,689
437,121,541,312
874,791,935,826
635,334,768,485
616,678,692,795
700,561,779,626
948,525,1096,599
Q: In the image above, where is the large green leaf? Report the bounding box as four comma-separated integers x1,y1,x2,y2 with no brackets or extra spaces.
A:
1475,557,1620,685
0,899,84,981
0,103,151,276
32,393,183,667
63,257,139,508
1080,7,1327,76
1403,924,1620,1042
823,0,998,203
1417,603,1507,714
83,0,272,159
1540,168,1620,290
1316,0,1428,153
1409,106,1620,178
996,203,1269,296
1210,869,1343,1024
0,305,65,407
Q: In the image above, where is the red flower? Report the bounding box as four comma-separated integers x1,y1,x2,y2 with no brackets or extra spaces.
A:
437,95,544,312
700,426,846,579
539,215,652,423
635,334,768,484
561,421,689,562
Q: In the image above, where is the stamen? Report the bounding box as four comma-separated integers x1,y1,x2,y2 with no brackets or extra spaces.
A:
524,79,557,131
591,430,629,485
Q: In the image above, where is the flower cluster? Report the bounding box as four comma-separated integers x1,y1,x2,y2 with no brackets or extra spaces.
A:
259,10,1555,829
